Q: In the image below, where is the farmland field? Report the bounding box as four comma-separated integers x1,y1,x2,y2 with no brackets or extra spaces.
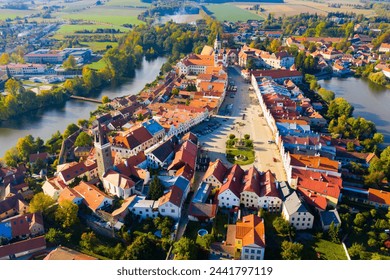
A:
0,9,36,20
58,7,145,26
206,4,263,22
236,0,377,17
105,0,150,7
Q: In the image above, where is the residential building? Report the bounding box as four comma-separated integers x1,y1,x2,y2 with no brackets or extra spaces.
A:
102,170,135,199
0,212,44,240
0,236,46,260
128,196,159,220
319,210,341,231
42,177,67,200
145,137,176,169
0,194,29,221
379,43,390,53
202,159,228,188
58,187,83,205
215,214,266,260
240,167,282,212
217,164,244,209
366,188,390,209
288,154,341,177
281,188,314,230
56,160,98,185
158,186,184,220
73,182,113,212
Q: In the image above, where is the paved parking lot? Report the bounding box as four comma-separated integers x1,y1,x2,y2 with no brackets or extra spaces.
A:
193,66,287,181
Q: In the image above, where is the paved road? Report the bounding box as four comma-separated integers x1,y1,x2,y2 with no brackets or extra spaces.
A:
198,66,287,181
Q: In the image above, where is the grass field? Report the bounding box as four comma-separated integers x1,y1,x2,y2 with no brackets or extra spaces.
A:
226,146,255,165
314,239,347,260
81,41,119,52
0,9,36,20
206,4,263,22
236,0,378,17
105,0,150,7
59,7,145,26
89,59,107,70
61,0,100,13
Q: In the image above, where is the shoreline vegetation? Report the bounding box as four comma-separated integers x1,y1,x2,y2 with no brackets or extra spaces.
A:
0,18,221,121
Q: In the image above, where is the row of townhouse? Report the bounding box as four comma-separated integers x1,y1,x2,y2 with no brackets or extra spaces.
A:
238,45,295,69
202,160,283,212
251,72,348,230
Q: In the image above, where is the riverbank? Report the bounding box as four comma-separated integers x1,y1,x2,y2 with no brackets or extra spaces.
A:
0,57,167,157
318,76,390,144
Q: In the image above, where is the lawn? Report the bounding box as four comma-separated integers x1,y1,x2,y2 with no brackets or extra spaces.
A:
89,59,107,70
58,7,145,26
226,147,255,165
205,4,263,22
314,238,348,260
81,41,119,52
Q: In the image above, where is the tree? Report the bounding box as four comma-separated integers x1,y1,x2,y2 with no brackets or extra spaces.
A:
80,232,99,251
328,221,340,243
74,131,93,147
269,39,281,53
353,213,366,228
229,134,236,140
172,237,197,260
318,88,335,103
5,78,22,96
348,243,366,260
123,233,164,260
3,147,20,167
29,193,55,214
148,175,164,200
55,200,79,228
45,228,68,245
244,134,250,140
0,53,10,65
273,217,293,237
327,97,354,119
63,123,79,139
63,55,77,70
281,241,303,260
102,95,110,104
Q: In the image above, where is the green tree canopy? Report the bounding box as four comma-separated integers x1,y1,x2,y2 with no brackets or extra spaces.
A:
281,241,303,260
55,200,79,228
123,233,164,260
172,237,197,260
63,55,77,70
148,175,164,200
63,123,79,139
29,193,55,214
74,131,93,147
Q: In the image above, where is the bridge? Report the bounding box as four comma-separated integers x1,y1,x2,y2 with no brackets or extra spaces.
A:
69,95,102,104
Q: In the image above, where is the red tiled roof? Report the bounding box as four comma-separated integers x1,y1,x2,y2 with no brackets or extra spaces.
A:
219,164,244,198
159,186,183,207
252,69,302,79
0,236,46,259
297,188,327,210
292,168,342,200
235,214,265,247
203,159,228,184
368,188,390,206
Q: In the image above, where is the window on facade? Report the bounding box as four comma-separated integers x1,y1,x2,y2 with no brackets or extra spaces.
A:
297,218,300,221
256,256,261,260
250,256,254,260
292,218,295,221
161,209,165,212
171,209,175,213
307,223,310,226
303,218,305,221
245,249,249,253
308,218,311,221
302,223,304,226
245,255,248,259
